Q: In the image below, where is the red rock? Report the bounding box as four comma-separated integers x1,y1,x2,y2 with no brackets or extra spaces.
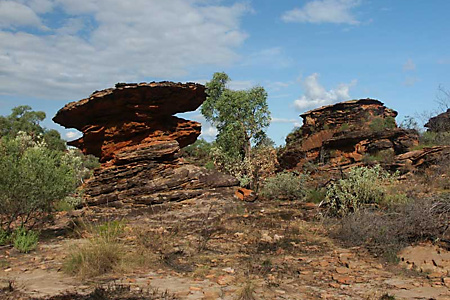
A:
235,188,257,202
53,82,238,206
278,99,419,171
332,275,353,285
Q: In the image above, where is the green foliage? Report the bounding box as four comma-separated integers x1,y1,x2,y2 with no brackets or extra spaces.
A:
339,123,350,131
0,133,77,231
12,227,39,253
285,127,302,144
96,220,125,243
0,106,66,151
306,188,327,204
419,131,450,146
323,165,397,217
260,172,308,200
212,144,278,188
62,148,100,185
202,72,271,160
369,117,397,132
0,229,10,246
181,138,215,168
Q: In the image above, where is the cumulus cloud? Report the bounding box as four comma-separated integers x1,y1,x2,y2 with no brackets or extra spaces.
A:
293,73,356,111
201,125,218,139
403,59,416,71
0,0,250,99
282,0,362,25
0,1,46,29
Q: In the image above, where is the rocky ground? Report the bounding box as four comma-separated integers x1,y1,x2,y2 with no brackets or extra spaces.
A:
1,190,449,300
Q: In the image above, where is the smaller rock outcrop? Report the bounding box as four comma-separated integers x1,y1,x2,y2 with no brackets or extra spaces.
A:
278,99,419,170
425,109,450,132
54,82,238,207
394,146,450,172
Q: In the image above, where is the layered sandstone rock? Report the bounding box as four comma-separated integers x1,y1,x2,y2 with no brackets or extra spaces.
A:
278,99,419,170
54,82,238,206
394,145,450,172
425,109,450,132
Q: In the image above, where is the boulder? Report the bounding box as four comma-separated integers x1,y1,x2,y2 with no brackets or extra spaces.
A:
425,109,450,132
54,82,238,206
278,99,419,170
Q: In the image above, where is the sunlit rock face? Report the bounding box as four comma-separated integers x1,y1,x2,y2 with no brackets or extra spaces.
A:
54,82,238,207
278,99,420,171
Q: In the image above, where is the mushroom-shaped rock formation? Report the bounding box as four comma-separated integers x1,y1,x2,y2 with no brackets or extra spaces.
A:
278,99,419,171
54,82,238,206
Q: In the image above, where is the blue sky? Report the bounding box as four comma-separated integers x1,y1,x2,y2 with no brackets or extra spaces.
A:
0,0,449,145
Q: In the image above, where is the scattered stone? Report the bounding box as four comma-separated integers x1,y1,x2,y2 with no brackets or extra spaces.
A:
234,188,257,202
332,275,352,285
217,275,234,286
222,267,235,274
335,267,349,274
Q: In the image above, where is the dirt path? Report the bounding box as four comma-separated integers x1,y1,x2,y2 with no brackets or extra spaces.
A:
0,193,449,299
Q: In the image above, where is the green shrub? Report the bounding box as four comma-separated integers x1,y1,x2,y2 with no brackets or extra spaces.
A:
180,138,216,168
12,227,39,253
419,131,450,146
0,133,77,232
0,229,10,246
323,165,397,216
260,172,307,200
339,123,350,131
306,188,327,203
369,117,396,132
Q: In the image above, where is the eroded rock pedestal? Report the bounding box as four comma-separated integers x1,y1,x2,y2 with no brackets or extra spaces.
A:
54,82,238,206
278,99,420,171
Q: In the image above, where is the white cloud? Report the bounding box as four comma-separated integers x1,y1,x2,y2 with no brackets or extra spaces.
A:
271,117,298,124
201,125,218,139
403,77,419,87
65,130,81,140
0,1,46,29
228,80,256,91
293,73,357,111
403,59,416,71
282,0,362,25
0,0,250,99
243,47,293,69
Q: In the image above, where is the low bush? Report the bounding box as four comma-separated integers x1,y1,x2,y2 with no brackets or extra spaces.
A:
12,227,39,253
419,131,450,146
260,172,307,200
335,193,450,260
369,116,396,132
322,165,397,216
64,220,125,278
